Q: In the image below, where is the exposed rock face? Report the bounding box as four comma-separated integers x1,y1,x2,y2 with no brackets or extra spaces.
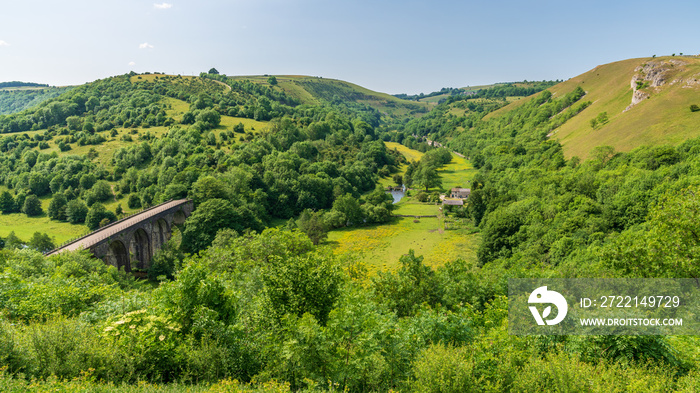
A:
681,73,700,88
629,89,649,107
624,59,686,112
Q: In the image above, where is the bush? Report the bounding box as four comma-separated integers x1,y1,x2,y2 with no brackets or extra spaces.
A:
415,191,429,202
58,141,71,151
412,344,479,392
147,239,184,281
691,104,700,112
510,351,676,392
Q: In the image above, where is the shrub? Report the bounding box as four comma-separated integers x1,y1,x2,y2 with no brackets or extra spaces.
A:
415,191,429,202
147,239,184,281
412,344,479,392
691,104,700,112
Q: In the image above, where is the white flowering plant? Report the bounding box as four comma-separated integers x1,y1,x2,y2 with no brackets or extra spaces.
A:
101,309,182,379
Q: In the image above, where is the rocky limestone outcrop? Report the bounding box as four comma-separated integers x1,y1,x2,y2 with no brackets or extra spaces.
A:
624,59,686,112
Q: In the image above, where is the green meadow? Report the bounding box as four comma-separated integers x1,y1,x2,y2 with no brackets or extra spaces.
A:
0,212,87,245
329,142,479,273
327,212,479,274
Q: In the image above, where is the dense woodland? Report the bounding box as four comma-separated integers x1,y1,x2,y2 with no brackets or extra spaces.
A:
393,81,558,103
0,73,699,391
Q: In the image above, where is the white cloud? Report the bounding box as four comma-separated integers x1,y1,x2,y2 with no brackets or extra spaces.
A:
139,42,154,49
128,61,136,66
0,40,9,47
153,2,172,9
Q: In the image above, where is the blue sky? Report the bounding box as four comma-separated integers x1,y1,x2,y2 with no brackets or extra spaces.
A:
0,0,698,94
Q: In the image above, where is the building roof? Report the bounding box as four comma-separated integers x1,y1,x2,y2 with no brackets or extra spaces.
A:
442,199,464,206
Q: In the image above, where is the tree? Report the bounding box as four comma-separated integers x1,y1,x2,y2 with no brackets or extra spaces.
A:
79,173,96,190
403,161,418,188
22,194,43,217
28,232,55,253
164,183,188,200
128,193,141,209
48,193,68,221
148,238,184,281
330,193,364,227
66,199,88,224
13,193,26,213
208,68,219,75
413,163,442,192
604,186,700,280
392,174,403,187
181,198,239,253
58,141,71,152
85,203,116,230
0,191,14,214
195,109,221,130
4,231,23,249
372,249,442,317
190,176,229,206
91,180,113,202
262,247,342,325
267,76,278,86
296,209,328,245
29,173,50,196
50,174,64,194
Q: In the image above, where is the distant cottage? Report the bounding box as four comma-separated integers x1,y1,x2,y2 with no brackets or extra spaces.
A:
450,187,471,199
442,199,463,206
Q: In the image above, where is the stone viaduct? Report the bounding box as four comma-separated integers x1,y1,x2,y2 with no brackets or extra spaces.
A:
46,199,193,272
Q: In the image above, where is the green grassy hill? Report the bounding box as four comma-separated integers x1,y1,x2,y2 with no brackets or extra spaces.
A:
486,56,700,159
229,75,430,121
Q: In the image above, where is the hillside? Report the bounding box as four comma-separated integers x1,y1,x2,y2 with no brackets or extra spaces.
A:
0,85,73,115
227,74,429,121
487,56,700,159
0,71,407,248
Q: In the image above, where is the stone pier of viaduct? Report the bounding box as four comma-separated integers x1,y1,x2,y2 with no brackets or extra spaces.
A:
47,199,193,272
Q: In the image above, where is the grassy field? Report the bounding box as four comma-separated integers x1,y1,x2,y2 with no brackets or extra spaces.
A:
380,142,475,191
0,212,87,245
326,212,479,274
385,141,424,162
0,185,136,246
440,152,476,190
